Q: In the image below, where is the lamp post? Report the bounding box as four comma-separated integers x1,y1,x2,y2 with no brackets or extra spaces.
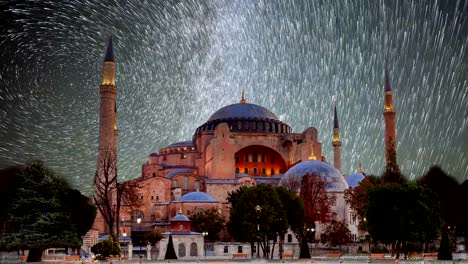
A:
255,205,262,258
123,232,127,259
137,217,142,259
202,232,208,258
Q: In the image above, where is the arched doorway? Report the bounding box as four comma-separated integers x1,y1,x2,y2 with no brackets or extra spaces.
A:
234,145,287,177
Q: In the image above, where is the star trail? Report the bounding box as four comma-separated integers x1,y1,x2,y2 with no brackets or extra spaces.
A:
0,0,467,195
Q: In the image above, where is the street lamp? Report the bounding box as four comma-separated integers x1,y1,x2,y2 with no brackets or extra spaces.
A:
202,232,208,257
122,232,127,259
137,217,142,259
255,205,262,258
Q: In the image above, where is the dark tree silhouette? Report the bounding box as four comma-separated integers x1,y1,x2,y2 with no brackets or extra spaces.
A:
164,234,177,259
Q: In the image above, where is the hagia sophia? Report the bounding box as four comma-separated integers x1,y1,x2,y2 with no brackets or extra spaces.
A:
90,37,397,259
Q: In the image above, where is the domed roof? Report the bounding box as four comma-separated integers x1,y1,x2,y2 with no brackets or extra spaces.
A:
166,141,196,148
207,103,279,122
149,152,158,157
346,173,365,188
281,160,349,192
171,213,190,222
177,191,218,202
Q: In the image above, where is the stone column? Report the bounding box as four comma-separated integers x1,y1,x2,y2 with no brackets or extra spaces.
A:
128,243,133,260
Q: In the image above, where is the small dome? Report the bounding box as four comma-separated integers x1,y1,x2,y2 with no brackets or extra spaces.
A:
346,173,365,188
281,160,349,192
171,213,190,222
166,141,196,148
208,103,279,122
178,191,218,202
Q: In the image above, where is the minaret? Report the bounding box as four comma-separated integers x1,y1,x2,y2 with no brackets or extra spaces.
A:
383,65,397,165
97,36,118,180
332,105,342,172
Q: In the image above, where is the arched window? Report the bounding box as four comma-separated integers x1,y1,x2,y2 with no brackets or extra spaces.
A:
179,224,184,231
235,167,240,173
244,168,248,174
173,180,178,188
131,210,144,222
261,153,266,162
183,176,189,189
190,243,198,256
261,168,266,175
152,172,156,177
271,168,275,175
194,181,200,191
244,154,249,162
178,243,186,257
253,168,258,175
253,152,258,162
279,168,284,173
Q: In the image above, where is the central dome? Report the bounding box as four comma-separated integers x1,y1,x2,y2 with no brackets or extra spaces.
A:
194,102,291,138
208,103,280,122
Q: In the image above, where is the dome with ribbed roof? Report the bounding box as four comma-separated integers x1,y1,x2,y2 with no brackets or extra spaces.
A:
280,160,349,192
208,103,279,122
194,103,291,137
171,213,190,222
177,191,218,202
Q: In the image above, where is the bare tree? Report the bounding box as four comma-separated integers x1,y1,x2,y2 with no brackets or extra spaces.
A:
93,148,140,241
301,174,336,225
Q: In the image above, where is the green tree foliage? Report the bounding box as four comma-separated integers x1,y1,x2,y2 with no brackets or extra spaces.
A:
321,220,352,248
383,139,405,184
164,234,177,259
344,175,381,232
0,161,96,262
189,208,225,241
227,185,296,259
366,182,441,259
91,240,120,259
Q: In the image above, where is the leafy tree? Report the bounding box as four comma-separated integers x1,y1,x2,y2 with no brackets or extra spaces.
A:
366,182,440,259
321,220,351,249
344,175,381,232
227,185,291,259
0,161,95,262
164,234,177,259
383,139,405,184
91,239,120,259
189,208,225,241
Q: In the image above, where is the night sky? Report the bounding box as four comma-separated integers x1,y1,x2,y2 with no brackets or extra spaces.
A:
1,0,467,196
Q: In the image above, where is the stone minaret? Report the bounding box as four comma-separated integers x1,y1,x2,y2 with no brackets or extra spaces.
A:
383,65,397,165
332,105,342,172
97,36,118,181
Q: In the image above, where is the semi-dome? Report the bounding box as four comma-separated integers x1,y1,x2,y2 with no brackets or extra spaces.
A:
194,102,291,138
171,213,190,222
177,191,218,202
281,160,349,192
208,103,279,122
346,173,365,188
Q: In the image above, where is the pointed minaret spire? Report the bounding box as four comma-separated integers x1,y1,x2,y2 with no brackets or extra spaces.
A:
240,90,246,104
385,64,391,92
333,105,339,129
332,104,342,172
104,35,115,62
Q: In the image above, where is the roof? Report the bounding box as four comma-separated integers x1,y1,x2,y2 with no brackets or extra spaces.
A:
104,36,114,62
334,105,339,129
385,64,392,92
281,160,349,192
163,231,202,235
166,169,194,179
346,173,366,188
166,141,196,148
177,191,218,202
171,213,190,221
207,103,279,122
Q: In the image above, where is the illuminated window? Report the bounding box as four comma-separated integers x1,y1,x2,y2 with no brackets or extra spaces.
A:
181,154,187,159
